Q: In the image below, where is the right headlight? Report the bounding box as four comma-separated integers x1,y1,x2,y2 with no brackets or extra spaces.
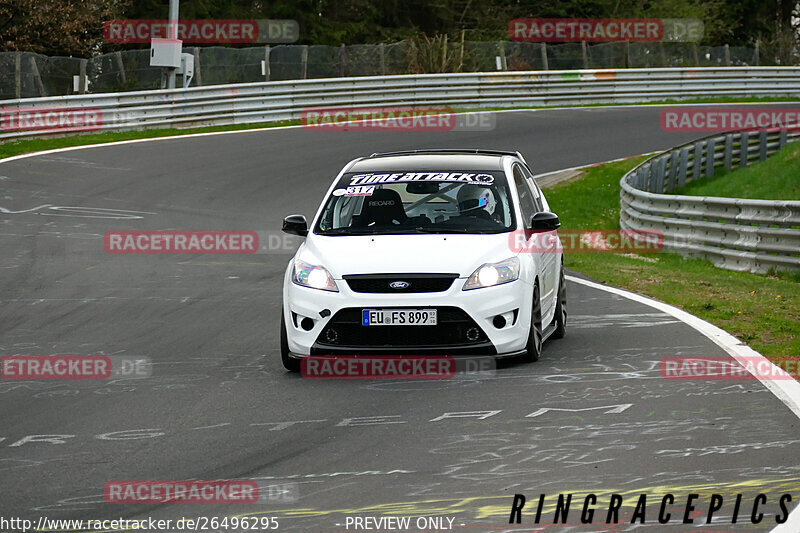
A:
292,259,338,292
463,257,520,290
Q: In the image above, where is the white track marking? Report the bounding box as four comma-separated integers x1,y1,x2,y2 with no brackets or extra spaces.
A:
0,205,154,219
0,204,52,214
566,275,800,418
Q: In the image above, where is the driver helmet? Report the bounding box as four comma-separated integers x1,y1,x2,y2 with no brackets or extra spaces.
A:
457,185,496,215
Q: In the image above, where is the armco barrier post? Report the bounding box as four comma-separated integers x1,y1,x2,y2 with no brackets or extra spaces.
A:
677,148,689,188
723,134,733,171
740,132,749,167
705,137,716,178
667,150,679,192
653,156,667,193
692,141,703,180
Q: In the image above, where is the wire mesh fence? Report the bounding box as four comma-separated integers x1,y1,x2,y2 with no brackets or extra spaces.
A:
0,40,762,99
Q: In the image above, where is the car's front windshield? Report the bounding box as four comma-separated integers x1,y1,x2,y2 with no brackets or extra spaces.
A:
314,170,515,235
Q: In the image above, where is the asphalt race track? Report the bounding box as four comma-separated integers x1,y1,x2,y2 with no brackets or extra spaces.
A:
1,106,798,532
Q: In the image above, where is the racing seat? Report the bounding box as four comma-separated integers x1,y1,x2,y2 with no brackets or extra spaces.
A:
354,188,408,226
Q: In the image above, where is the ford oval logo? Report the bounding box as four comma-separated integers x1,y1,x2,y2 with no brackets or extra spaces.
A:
389,281,410,289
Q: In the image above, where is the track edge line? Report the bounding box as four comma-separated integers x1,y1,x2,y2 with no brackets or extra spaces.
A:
564,274,800,532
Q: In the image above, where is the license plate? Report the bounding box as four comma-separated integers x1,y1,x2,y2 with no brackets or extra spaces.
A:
362,309,437,326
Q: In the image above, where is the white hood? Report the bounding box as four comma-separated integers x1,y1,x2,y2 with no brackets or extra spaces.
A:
300,233,515,278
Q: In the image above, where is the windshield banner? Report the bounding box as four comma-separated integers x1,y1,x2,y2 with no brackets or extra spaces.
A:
348,172,495,186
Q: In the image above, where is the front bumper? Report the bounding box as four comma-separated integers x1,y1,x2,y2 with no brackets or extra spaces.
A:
283,272,533,358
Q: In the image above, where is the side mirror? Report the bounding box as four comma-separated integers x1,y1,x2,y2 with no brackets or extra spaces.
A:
282,214,308,237
530,212,560,231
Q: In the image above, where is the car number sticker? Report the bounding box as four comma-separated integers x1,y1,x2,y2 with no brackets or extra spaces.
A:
333,186,375,197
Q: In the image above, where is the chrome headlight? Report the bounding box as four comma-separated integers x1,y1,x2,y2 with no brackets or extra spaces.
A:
292,259,338,292
463,257,520,290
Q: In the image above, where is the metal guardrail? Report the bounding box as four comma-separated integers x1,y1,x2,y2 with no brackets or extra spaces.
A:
620,130,800,273
2,67,800,141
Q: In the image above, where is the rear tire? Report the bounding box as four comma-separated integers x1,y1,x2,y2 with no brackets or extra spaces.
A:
520,283,543,363
280,313,300,372
552,266,567,339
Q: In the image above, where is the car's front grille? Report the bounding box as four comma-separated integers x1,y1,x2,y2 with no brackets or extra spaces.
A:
313,306,491,353
344,273,459,293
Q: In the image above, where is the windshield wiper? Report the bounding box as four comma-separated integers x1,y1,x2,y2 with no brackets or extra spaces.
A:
319,226,484,236
411,227,472,234
317,228,355,235
319,227,414,236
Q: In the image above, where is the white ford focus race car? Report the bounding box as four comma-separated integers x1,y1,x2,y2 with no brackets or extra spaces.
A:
280,149,566,371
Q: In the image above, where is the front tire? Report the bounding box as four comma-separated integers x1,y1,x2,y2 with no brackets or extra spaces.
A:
280,313,300,372
552,266,567,339
520,283,543,363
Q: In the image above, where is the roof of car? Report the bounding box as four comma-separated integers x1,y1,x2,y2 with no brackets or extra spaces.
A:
349,152,513,173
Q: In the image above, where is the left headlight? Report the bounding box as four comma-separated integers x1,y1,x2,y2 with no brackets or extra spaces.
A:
463,257,520,290
292,259,339,292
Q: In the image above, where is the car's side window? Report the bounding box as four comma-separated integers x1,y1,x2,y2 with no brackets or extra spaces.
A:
520,165,545,212
513,164,538,228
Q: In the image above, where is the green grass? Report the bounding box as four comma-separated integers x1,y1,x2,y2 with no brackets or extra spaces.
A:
674,141,800,200
543,158,800,362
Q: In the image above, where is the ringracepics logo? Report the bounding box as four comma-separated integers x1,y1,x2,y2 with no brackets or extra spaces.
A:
300,107,495,131
104,231,258,254
508,492,794,526
509,18,703,42
509,229,664,253
104,481,259,504
1,107,103,133
661,356,800,381
301,356,495,379
661,108,800,132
